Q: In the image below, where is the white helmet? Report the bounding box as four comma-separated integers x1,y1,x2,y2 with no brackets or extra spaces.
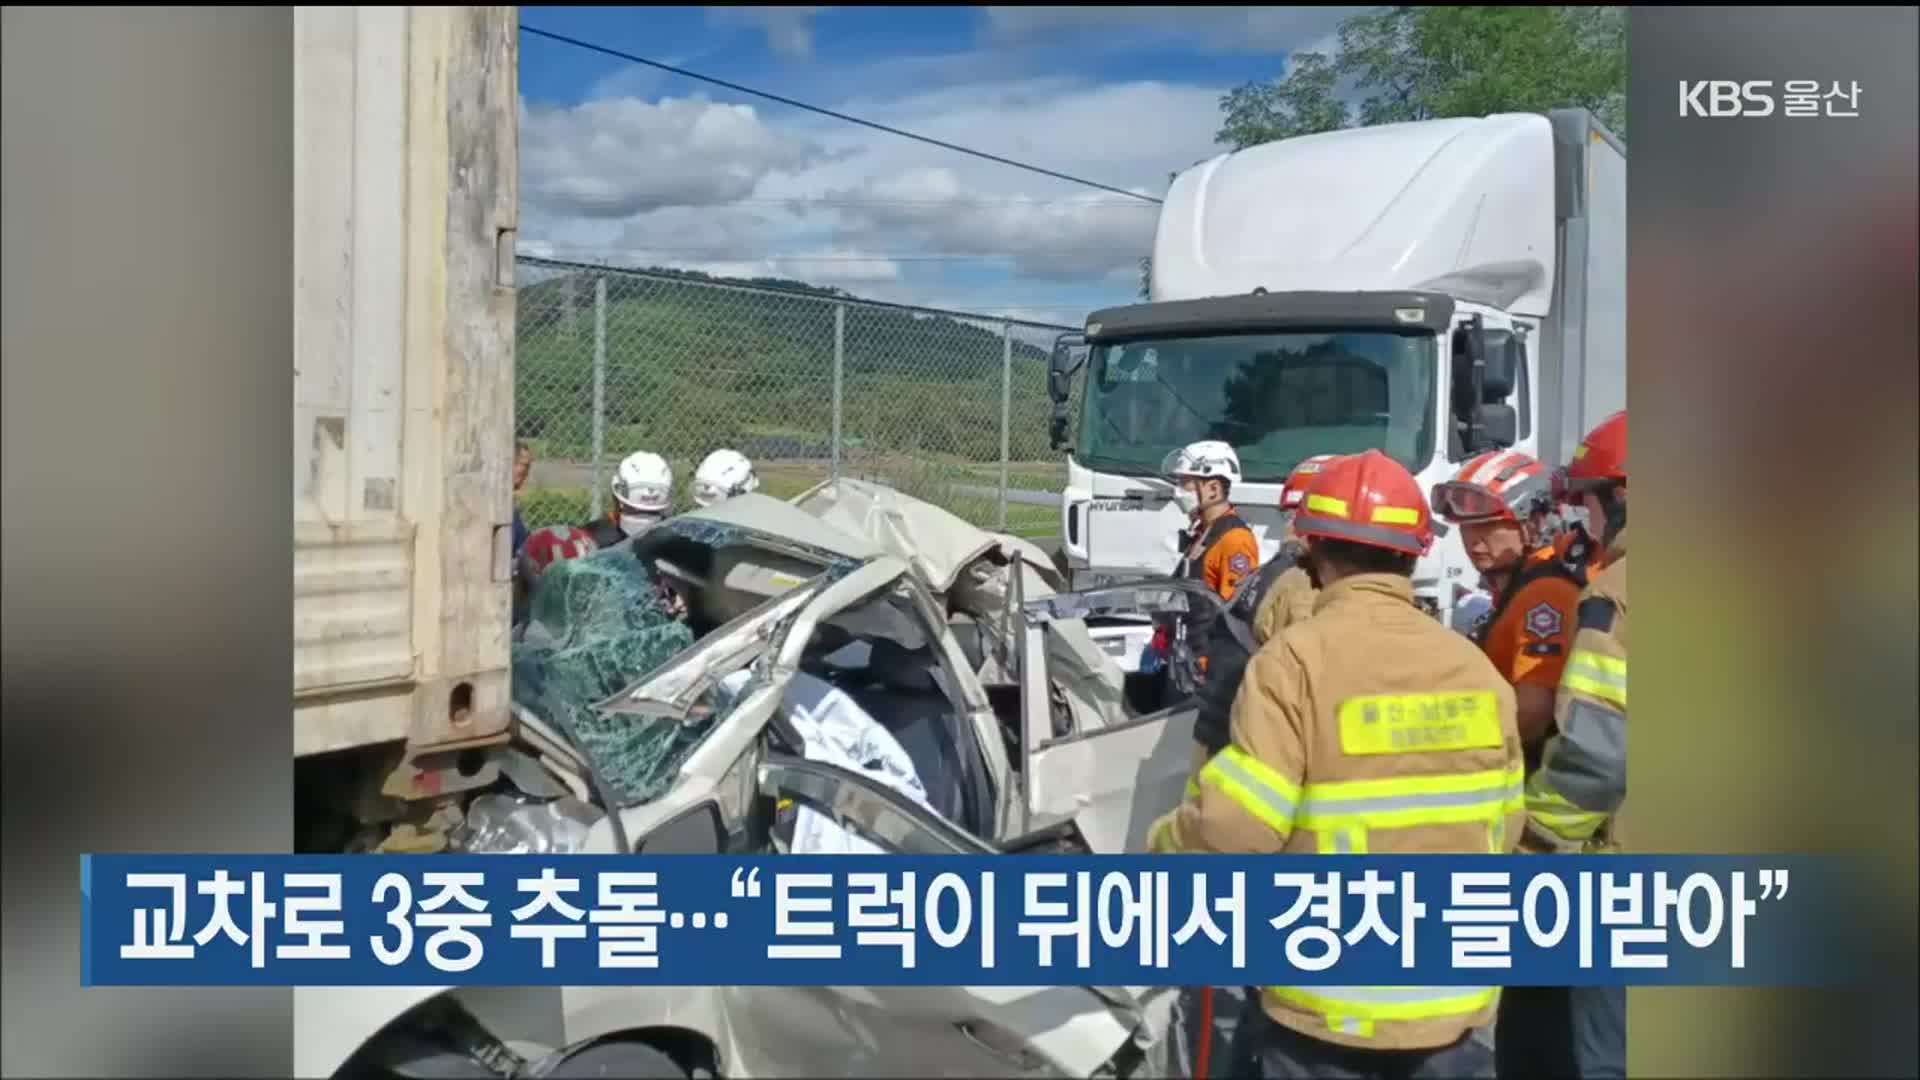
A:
1162,440,1242,485
691,448,759,507
612,451,673,515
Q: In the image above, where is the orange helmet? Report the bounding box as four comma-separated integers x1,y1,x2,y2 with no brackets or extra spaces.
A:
1279,453,1341,512
1551,411,1627,503
1292,449,1434,556
1431,449,1550,525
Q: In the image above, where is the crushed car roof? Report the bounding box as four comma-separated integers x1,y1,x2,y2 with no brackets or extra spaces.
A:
794,477,1057,592
665,492,885,564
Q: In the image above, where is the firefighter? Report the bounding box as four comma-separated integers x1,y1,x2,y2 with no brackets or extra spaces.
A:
1532,500,1596,577
583,451,674,548
690,447,760,508
1501,411,1629,1080
1172,453,1335,1079
1150,448,1523,1079
1159,438,1260,1078
1250,453,1339,644
1431,449,1586,767
1164,440,1261,600
1192,452,1340,775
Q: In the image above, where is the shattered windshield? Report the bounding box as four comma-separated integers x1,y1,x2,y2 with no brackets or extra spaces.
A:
511,518,868,808
511,550,697,806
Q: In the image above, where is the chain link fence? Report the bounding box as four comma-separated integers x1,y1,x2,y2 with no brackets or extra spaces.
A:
515,255,1076,542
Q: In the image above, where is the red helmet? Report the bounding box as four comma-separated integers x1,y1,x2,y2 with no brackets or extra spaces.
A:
1292,449,1434,556
1431,449,1549,525
519,524,597,580
1551,411,1627,503
1279,453,1341,512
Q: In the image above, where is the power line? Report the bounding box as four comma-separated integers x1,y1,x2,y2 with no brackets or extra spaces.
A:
520,24,1164,206
519,250,1147,263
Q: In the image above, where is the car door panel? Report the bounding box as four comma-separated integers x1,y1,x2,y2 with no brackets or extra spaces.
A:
754,984,1138,1078
1028,711,1195,854
735,756,1146,1079
1019,580,1215,852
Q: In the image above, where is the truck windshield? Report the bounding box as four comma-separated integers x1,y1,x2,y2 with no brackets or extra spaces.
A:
1076,329,1437,483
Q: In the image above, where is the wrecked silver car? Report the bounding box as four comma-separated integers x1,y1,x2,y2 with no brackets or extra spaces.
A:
302,482,1220,1080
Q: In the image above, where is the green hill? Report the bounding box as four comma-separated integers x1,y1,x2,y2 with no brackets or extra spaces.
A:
516,261,1066,468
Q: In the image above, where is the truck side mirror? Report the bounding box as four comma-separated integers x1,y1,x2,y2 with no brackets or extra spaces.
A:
1049,333,1087,403
1452,319,1522,455
1478,330,1518,400
1470,403,1518,450
1450,320,1485,416
1049,333,1087,452
1049,414,1072,452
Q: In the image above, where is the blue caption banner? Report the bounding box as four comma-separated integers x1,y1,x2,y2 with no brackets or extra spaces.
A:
80,854,1856,988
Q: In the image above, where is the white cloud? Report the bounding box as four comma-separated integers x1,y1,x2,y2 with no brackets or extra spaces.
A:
518,68,1233,315
979,6,1366,53
818,166,1157,280
516,200,903,286
813,75,1224,190
707,7,828,59
770,78,1220,280
520,96,826,218
648,251,903,285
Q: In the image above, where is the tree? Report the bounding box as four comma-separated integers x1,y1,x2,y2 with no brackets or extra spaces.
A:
1217,51,1352,148
1217,6,1626,151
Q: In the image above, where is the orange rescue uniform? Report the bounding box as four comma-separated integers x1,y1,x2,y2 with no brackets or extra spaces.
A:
1179,505,1261,600
1474,545,1585,694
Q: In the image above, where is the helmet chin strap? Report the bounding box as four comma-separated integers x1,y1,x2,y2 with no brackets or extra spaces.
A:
619,511,662,536
1597,489,1627,546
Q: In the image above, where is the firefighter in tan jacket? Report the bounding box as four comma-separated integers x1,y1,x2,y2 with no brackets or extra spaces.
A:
1248,453,1338,645
1149,449,1524,1078
1171,454,1335,1079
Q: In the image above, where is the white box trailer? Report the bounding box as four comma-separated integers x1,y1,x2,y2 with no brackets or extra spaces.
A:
292,7,518,814
1537,110,1627,467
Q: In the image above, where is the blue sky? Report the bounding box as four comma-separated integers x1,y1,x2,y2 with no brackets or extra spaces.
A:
516,6,1364,324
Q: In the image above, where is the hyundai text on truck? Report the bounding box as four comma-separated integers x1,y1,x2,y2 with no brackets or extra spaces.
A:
1047,109,1626,666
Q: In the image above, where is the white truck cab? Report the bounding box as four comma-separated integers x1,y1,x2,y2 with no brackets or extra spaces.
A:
1047,109,1625,661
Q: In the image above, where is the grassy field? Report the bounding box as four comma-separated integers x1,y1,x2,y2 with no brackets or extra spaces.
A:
513,264,1078,549
514,267,1068,468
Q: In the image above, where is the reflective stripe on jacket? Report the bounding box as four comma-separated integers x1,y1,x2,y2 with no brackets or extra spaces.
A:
1525,530,1629,853
1149,573,1523,1051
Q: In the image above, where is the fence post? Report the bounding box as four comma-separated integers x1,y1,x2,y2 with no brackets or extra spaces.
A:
832,302,845,481
999,318,1012,531
591,275,607,518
